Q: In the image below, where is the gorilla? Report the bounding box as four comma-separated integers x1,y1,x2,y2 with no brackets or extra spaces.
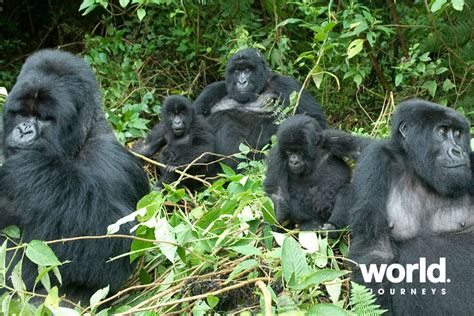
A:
349,99,473,315
264,115,364,230
133,95,215,190
194,48,327,169
0,114,4,164
0,50,150,304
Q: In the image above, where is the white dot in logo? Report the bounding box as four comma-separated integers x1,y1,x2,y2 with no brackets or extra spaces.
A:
447,279,451,283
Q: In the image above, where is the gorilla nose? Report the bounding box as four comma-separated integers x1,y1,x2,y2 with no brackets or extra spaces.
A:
18,122,35,136
448,147,464,159
289,157,299,165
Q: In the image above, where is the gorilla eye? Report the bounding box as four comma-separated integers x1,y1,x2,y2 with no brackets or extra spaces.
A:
11,109,28,117
453,130,461,138
41,115,55,122
438,126,448,135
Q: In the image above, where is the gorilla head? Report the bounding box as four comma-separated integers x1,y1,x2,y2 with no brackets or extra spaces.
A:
391,99,471,196
276,115,322,175
4,50,104,158
225,48,268,104
161,95,194,138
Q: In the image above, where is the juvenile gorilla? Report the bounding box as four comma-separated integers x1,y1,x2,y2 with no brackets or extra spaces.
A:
194,48,327,168
349,99,473,315
0,50,150,304
133,95,215,190
264,115,354,230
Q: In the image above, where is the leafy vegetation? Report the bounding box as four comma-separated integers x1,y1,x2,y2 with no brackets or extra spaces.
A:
0,0,472,314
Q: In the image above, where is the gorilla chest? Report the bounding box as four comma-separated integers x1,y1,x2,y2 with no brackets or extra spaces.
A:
212,92,279,114
386,177,473,241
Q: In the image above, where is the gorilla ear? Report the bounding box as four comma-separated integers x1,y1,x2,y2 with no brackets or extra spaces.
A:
399,121,408,139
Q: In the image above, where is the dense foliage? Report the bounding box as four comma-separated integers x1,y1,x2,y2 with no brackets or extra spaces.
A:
0,0,472,314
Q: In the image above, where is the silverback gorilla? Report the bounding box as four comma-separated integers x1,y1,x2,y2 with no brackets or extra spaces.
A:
349,99,473,315
133,95,215,190
194,48,327,169
0,50,150,304
264,115,368,230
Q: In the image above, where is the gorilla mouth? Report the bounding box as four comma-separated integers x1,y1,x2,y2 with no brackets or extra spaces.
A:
443,164,467,168
173,128,184,136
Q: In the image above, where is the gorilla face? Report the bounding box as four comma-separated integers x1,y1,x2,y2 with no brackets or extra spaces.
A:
3,50,101,159
161,95,194,138
276,115,322,176
4,85,74,157
392,100,471,196
285,150,306,174
225,48,268,104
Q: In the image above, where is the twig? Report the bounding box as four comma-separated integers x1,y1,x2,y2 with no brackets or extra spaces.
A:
131,151,211,187
256,280,272,315
128,277,271,313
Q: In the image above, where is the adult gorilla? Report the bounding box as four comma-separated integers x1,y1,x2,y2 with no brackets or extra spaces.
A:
349,99,473,315
0,50,150,304
194,48,327,168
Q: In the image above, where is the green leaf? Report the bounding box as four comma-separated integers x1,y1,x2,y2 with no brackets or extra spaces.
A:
442,78,455,91
11,262,25,295
395,73,403,86
119,0,130,7
2,226,20,239
154,218,177,263
347,39,364,59
315,237,328,268
26,240,61,266
1,293,11,316
0,241,7,284
431,0,447,12
308,303,350,316
290,270,348,290
79,0,95,12
44,286,60,309
422,80,437,97
207,295,219,308
226,259,259,284
326,278,342,303
451,0,464,10
276,18,302,28
419,52,431,62
353,74,363,86
229,244,262,256
281,237,309,283
137,8,146,21
435,67,449,75
36,266,52,291
90,286,109,309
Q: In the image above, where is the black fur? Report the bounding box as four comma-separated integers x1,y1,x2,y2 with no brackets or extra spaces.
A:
133,95,215,190
0,49,150,304
194,48,327,169
264,115,351,230
349,99,473,315
0,114,4,164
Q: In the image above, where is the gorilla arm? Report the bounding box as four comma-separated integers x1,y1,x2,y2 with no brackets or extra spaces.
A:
263,147,291,226
193,81,228,117
349,142,397,287
267,74,328,129
133,123,167,158
321,129,372,160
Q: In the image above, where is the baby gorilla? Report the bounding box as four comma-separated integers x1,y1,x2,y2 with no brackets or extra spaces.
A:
133,95,215,190
264,115,352,230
